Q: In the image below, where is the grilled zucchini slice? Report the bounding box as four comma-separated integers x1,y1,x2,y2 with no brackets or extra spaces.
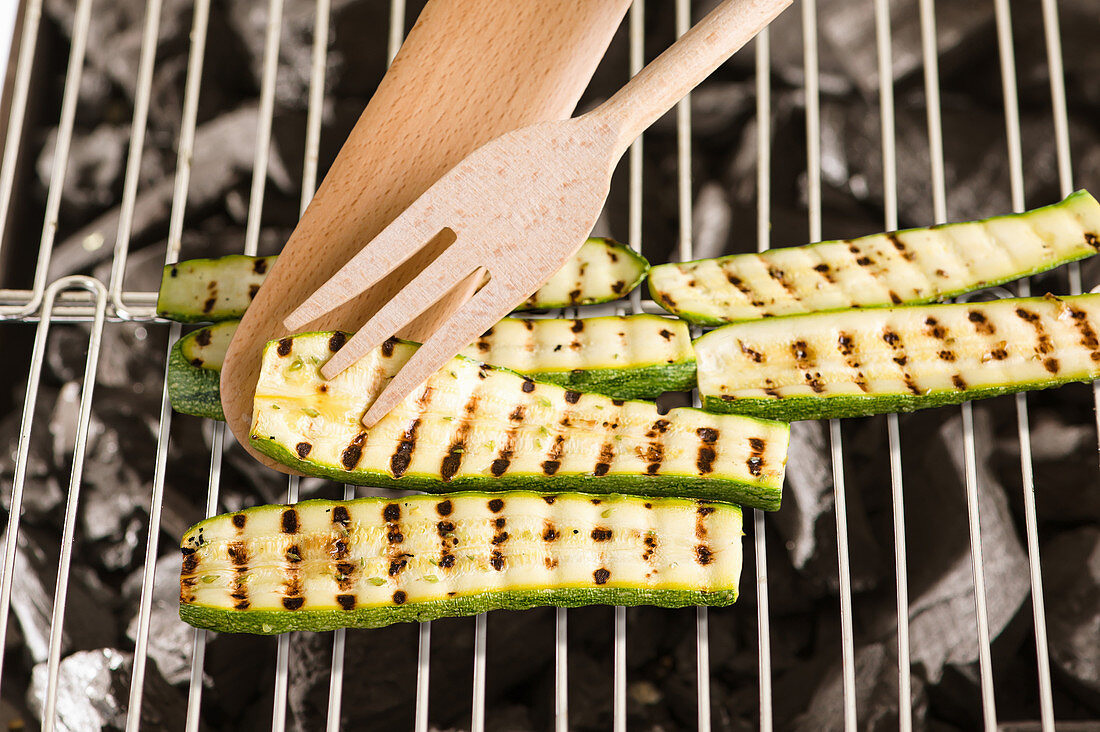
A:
167,320,237,421
167,315,696,420
157,238,648,323
649,190,1100,325
695,293,1100,421
251,333,788,510
158,255,276,323
179,492,742,634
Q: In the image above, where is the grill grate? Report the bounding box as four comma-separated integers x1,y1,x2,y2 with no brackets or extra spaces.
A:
0,0,1097,729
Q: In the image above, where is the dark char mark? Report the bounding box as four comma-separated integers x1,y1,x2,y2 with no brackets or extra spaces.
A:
328,332,347,352
593,568,610,585
341,432,366,471
195,328,212,347
591,528,612,541
282,597,304,611
593,441,614,477
281,509,299,534
437,500,453,516
276,338,293,357
232,513,246,529
337,594,356,611
696,545,714,565
542,435,565,475
295,442,312,459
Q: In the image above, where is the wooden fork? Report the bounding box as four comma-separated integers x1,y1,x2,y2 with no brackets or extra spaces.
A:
284,0,791,428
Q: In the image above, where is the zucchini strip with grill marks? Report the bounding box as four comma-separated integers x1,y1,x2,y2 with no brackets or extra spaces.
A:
157,238,648,323
695,293,1100,421
168,315,697,420
179,492,742,634
649,190,1100,325
250,333,788,510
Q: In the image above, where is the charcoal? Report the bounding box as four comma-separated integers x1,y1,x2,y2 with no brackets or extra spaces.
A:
122,555,193,686
1041,526,1100,702
793,642,928,732
27,648,189,731
48,104,291,278
0,386,65,520
890,408,1030,682
772,419,884,595
36,124,129,225
689,182,733,261
2,526,117,665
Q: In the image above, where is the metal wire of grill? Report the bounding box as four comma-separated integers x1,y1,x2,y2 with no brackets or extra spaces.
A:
0,0,1096,729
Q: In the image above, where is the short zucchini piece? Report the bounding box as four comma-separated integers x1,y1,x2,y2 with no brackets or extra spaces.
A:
179,492,742,634
695,293,1100,421
514,237,649,310
157,255,276,323
167,320,238,421
158,238,648,323
167,315,696,420
649,190,1100,325
251,333,788,510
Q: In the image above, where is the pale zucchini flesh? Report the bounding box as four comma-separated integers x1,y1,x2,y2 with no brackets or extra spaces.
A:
695,293,1100,421
516,237,649,310
166,315,696,420
157,254,276,322
250,333,788,510
158,238,648,323
179,492,741,633
650,190,1100,325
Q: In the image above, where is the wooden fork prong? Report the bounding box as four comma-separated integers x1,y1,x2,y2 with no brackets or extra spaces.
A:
319,253,488,380
359,276,510,427
282,214,452,331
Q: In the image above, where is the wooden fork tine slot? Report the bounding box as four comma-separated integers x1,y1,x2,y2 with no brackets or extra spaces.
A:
319,258,488,380
360,277,509,427
282,217,450,331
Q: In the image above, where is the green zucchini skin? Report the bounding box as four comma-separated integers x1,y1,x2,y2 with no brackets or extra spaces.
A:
695,293,1100,421
250,333,788,510
167,315,697,419
179,493,741,634
168,339,225,421
181,587,737,634
158,239,648,324
650,190,1100,325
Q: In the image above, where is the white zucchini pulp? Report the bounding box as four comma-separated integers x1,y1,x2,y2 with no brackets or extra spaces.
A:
694,293,1100,420
250,332,789,509
179,492,742,633
649,191,1100,325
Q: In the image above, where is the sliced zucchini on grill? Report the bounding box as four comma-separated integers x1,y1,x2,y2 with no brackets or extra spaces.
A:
167,320,237,421
179,492,743,634
461,314,694,398
515,237,649,310
167,315,695,420
158,255,276,323
157,238,648,323
649,190,1100,325
250,333,788,510
695,293,1100,421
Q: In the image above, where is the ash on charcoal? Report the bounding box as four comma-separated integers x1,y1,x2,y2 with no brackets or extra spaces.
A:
1,526,117,666
28,648,190,731
0,386,65,520
36,124,130,225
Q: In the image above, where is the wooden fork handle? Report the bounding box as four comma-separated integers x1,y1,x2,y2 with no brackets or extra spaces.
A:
594,0,791,152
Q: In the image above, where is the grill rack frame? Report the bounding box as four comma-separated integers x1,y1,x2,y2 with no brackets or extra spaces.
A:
0,0,1097,729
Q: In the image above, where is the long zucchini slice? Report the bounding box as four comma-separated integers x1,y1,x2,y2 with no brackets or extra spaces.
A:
250,333,788,510
167,315,696,420
179,492,742,634
157,238,648,323
695,293,1100,421
649,191,1100,325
